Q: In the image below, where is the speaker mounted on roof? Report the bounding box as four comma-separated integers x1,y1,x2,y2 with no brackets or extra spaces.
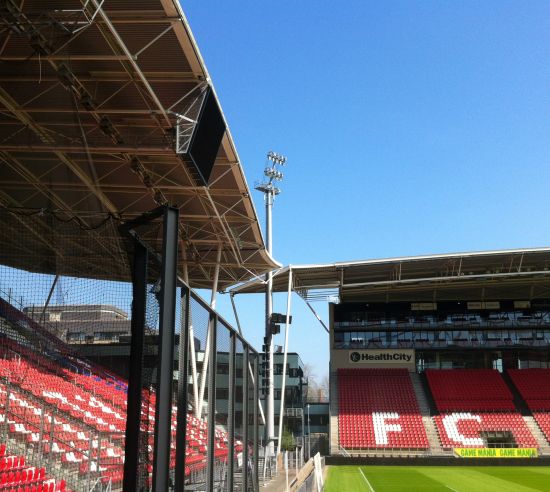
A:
175,85,226,187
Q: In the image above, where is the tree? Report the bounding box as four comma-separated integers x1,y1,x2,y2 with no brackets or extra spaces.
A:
302,363,330,402
281,426,296,451
302,363,317,401
319,374,329,401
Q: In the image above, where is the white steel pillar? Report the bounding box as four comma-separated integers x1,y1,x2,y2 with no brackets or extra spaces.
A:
181,245,201,419
276,268,293,458
255,150,286,458
265,189,275,456
197,243,222,419
230,293,267,427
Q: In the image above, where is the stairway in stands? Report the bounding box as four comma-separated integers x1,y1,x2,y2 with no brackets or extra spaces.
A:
507,369,550,454
409,372,444,455
329,371,339,455
523,416,550,454
426,369,538,450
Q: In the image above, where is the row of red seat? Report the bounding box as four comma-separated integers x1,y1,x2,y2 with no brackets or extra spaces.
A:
0,321,243,488
434,412,538,449
508,369,550,410
0,444,64,492
337,368,550,452
338,369,429,449
426,369,513,410
426,369,550,448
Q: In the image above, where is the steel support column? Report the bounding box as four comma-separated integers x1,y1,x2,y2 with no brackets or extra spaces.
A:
265,187,275,458
39,274,59,326
123,239,148,492
152,206,179,492
242,346,249,492
206,313,218,492
253,354,260,492
174,284,191,491
197,243,222,418
231,293,266,427
276,268,293,457
227,333,236,491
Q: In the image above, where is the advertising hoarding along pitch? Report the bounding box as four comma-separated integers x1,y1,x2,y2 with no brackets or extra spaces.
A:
454,448,538,458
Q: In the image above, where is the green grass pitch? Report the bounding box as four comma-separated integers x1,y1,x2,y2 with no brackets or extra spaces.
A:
324,465,550,491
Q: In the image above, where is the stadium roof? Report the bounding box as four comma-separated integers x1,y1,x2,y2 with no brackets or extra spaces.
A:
229,248,550,303
0,0,278,290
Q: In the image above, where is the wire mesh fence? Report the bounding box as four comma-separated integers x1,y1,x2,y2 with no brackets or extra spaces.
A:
0,206,260,491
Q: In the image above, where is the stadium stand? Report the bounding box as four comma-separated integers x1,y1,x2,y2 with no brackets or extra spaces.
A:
433,412,538,449
508,369,550,444
0,296,243,490
508,369,550,411
426,369,537,449
0,442,65,492
425,369,515,412
338,369,429,449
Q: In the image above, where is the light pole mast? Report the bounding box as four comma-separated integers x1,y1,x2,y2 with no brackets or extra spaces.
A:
255,151,286,458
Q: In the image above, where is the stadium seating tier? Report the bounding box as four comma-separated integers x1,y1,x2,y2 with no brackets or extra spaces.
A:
338,369,429,449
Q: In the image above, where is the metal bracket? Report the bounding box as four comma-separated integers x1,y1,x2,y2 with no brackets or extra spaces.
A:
173,86,209,154
50,0,106,34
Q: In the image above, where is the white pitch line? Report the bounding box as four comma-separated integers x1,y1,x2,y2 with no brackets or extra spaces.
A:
358,467,376,492
446,486,459,492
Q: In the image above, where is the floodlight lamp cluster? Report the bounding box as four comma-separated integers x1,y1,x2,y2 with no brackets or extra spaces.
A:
264,167,283,181
267,151,287,166
256,150,287,195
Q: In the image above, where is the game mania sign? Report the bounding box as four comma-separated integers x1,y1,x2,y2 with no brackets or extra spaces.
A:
454,448,538,458
348,349,415,365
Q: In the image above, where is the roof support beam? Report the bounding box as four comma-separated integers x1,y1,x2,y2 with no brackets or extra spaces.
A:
0,144,173,154
0,55,136,61
0,87,118,214
90,0,172,127
0,74,198,82
0,182,245,196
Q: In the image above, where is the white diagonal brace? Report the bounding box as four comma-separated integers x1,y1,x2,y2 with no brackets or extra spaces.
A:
276,268,293,458
197,243,222,419
230,293,266,426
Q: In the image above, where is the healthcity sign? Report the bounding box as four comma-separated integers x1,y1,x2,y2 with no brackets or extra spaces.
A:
348,349,415,364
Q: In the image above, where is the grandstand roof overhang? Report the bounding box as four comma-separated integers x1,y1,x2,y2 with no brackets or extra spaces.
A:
0,0,279,290
229,248,550,303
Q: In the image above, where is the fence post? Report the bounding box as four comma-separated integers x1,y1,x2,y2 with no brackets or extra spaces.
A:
38,403,45,462
122,238,148,492
3,379,10,441
242,346,249,492
174,285,191,492
152,206,179,492
206,313,218,492
96,431,101,486
227,332,236,491
87,427,94,490
253,354,259,492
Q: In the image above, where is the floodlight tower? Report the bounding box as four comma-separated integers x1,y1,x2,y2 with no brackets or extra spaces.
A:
255,151,287,457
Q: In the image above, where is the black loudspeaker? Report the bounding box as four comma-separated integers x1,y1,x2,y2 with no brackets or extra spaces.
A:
270,313,293,324
186,86,226,186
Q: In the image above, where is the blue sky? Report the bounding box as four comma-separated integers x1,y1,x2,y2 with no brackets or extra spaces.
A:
183,1,550,381
2,2,548,384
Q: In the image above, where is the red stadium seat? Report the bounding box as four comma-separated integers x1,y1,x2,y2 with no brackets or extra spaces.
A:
426,369,538,449
508,369,550,444
425,369,513,412
338,368,429,449
0,296,243,489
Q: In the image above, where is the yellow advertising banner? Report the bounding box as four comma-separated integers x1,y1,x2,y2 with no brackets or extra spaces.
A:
454,448,538,458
